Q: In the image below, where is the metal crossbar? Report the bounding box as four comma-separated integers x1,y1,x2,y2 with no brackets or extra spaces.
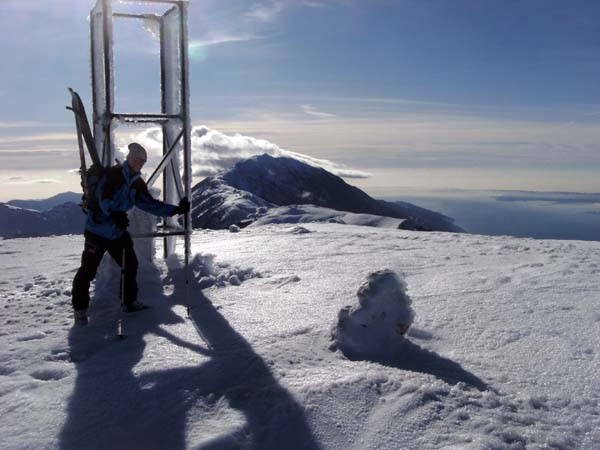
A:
111,113,182,123
146,128,185,189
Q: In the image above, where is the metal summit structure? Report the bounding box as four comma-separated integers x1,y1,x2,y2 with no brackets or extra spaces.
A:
89,0,192,264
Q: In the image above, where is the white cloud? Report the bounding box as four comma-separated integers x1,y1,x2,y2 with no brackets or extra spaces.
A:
128,125,370,180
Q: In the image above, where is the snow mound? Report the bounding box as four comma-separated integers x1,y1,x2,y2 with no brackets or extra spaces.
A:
333,270,415,359
288,225,311,234
166,253,262,289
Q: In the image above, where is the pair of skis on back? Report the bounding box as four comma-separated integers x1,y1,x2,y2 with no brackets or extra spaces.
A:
66,88,104,213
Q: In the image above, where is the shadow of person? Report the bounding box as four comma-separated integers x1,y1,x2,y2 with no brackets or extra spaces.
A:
341,339,491,393
60,256,321,450
59,254,198,450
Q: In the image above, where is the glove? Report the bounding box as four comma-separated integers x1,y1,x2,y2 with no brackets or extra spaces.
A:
110,211,129,230
173,197,190,216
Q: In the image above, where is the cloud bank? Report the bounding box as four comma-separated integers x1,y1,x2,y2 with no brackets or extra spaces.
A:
128,125,370,180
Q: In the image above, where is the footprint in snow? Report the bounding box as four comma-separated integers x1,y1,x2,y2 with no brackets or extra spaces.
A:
266,275,301,288
407,328,433,340
16,332,46,342
30,368,70,381
45,351,71,362
0,366,16,376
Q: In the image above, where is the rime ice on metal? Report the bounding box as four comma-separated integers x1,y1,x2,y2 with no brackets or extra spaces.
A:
90,0,192,263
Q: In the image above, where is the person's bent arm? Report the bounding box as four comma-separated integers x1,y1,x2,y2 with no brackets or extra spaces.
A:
131,178,178,217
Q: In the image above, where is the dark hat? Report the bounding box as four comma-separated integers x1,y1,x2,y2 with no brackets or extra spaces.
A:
128,142,147,161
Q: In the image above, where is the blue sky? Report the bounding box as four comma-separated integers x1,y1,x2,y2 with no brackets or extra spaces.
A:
1,0,600,200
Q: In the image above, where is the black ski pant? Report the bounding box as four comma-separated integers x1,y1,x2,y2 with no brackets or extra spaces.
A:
72,230,138,311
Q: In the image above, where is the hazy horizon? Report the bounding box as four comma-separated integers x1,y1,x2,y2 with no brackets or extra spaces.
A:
4,185,599,242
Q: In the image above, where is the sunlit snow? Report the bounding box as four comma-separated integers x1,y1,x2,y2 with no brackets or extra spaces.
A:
1,224,600,449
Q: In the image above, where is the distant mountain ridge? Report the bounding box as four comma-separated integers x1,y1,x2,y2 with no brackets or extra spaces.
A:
2,155,463,238
191,154,463,232
0,202,84,238
7,192,81,212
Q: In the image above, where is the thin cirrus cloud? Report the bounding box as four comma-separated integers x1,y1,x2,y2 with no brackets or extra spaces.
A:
0,121,59,129
304,2,328,8
188,33,260,61
0,133,75,145
126,125,371,180
189,34,259,48
301,104,336,118
246,2,285,23
5,176,60,185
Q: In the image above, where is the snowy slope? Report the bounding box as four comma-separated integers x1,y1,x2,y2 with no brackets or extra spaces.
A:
249,204,407,229
192,155,463,233
1,226,599,449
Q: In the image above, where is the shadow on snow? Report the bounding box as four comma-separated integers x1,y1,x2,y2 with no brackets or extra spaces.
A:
340,340,491,392
59,259,321,450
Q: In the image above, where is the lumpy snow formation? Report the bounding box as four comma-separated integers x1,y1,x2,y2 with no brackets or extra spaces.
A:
333,270,415,359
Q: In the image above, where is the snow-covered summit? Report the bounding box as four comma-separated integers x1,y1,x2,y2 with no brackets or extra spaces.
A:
192,154,463,232
1,224,599,449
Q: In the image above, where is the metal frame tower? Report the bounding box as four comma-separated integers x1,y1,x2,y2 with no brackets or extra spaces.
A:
89,0,192,266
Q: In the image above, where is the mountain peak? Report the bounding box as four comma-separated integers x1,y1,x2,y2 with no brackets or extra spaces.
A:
192,154,463,232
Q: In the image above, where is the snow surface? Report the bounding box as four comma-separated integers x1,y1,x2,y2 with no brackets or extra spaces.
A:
1,225,600,449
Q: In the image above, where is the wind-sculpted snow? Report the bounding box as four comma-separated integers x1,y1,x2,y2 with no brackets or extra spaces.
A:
332,270,415,359
165,252,263,289
1,227,600,449
192,154,462,232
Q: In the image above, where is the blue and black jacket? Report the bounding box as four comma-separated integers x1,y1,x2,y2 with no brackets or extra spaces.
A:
85,161,177,240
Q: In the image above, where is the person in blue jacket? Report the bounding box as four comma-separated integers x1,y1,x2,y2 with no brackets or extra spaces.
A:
72,143,190,326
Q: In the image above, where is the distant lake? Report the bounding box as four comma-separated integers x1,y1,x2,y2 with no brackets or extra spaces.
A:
385,190,600,242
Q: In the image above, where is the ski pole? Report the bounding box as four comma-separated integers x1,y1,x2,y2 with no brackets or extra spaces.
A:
117,247,126,339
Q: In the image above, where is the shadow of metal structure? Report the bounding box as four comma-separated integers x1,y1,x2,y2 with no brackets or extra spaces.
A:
59,260,322,450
